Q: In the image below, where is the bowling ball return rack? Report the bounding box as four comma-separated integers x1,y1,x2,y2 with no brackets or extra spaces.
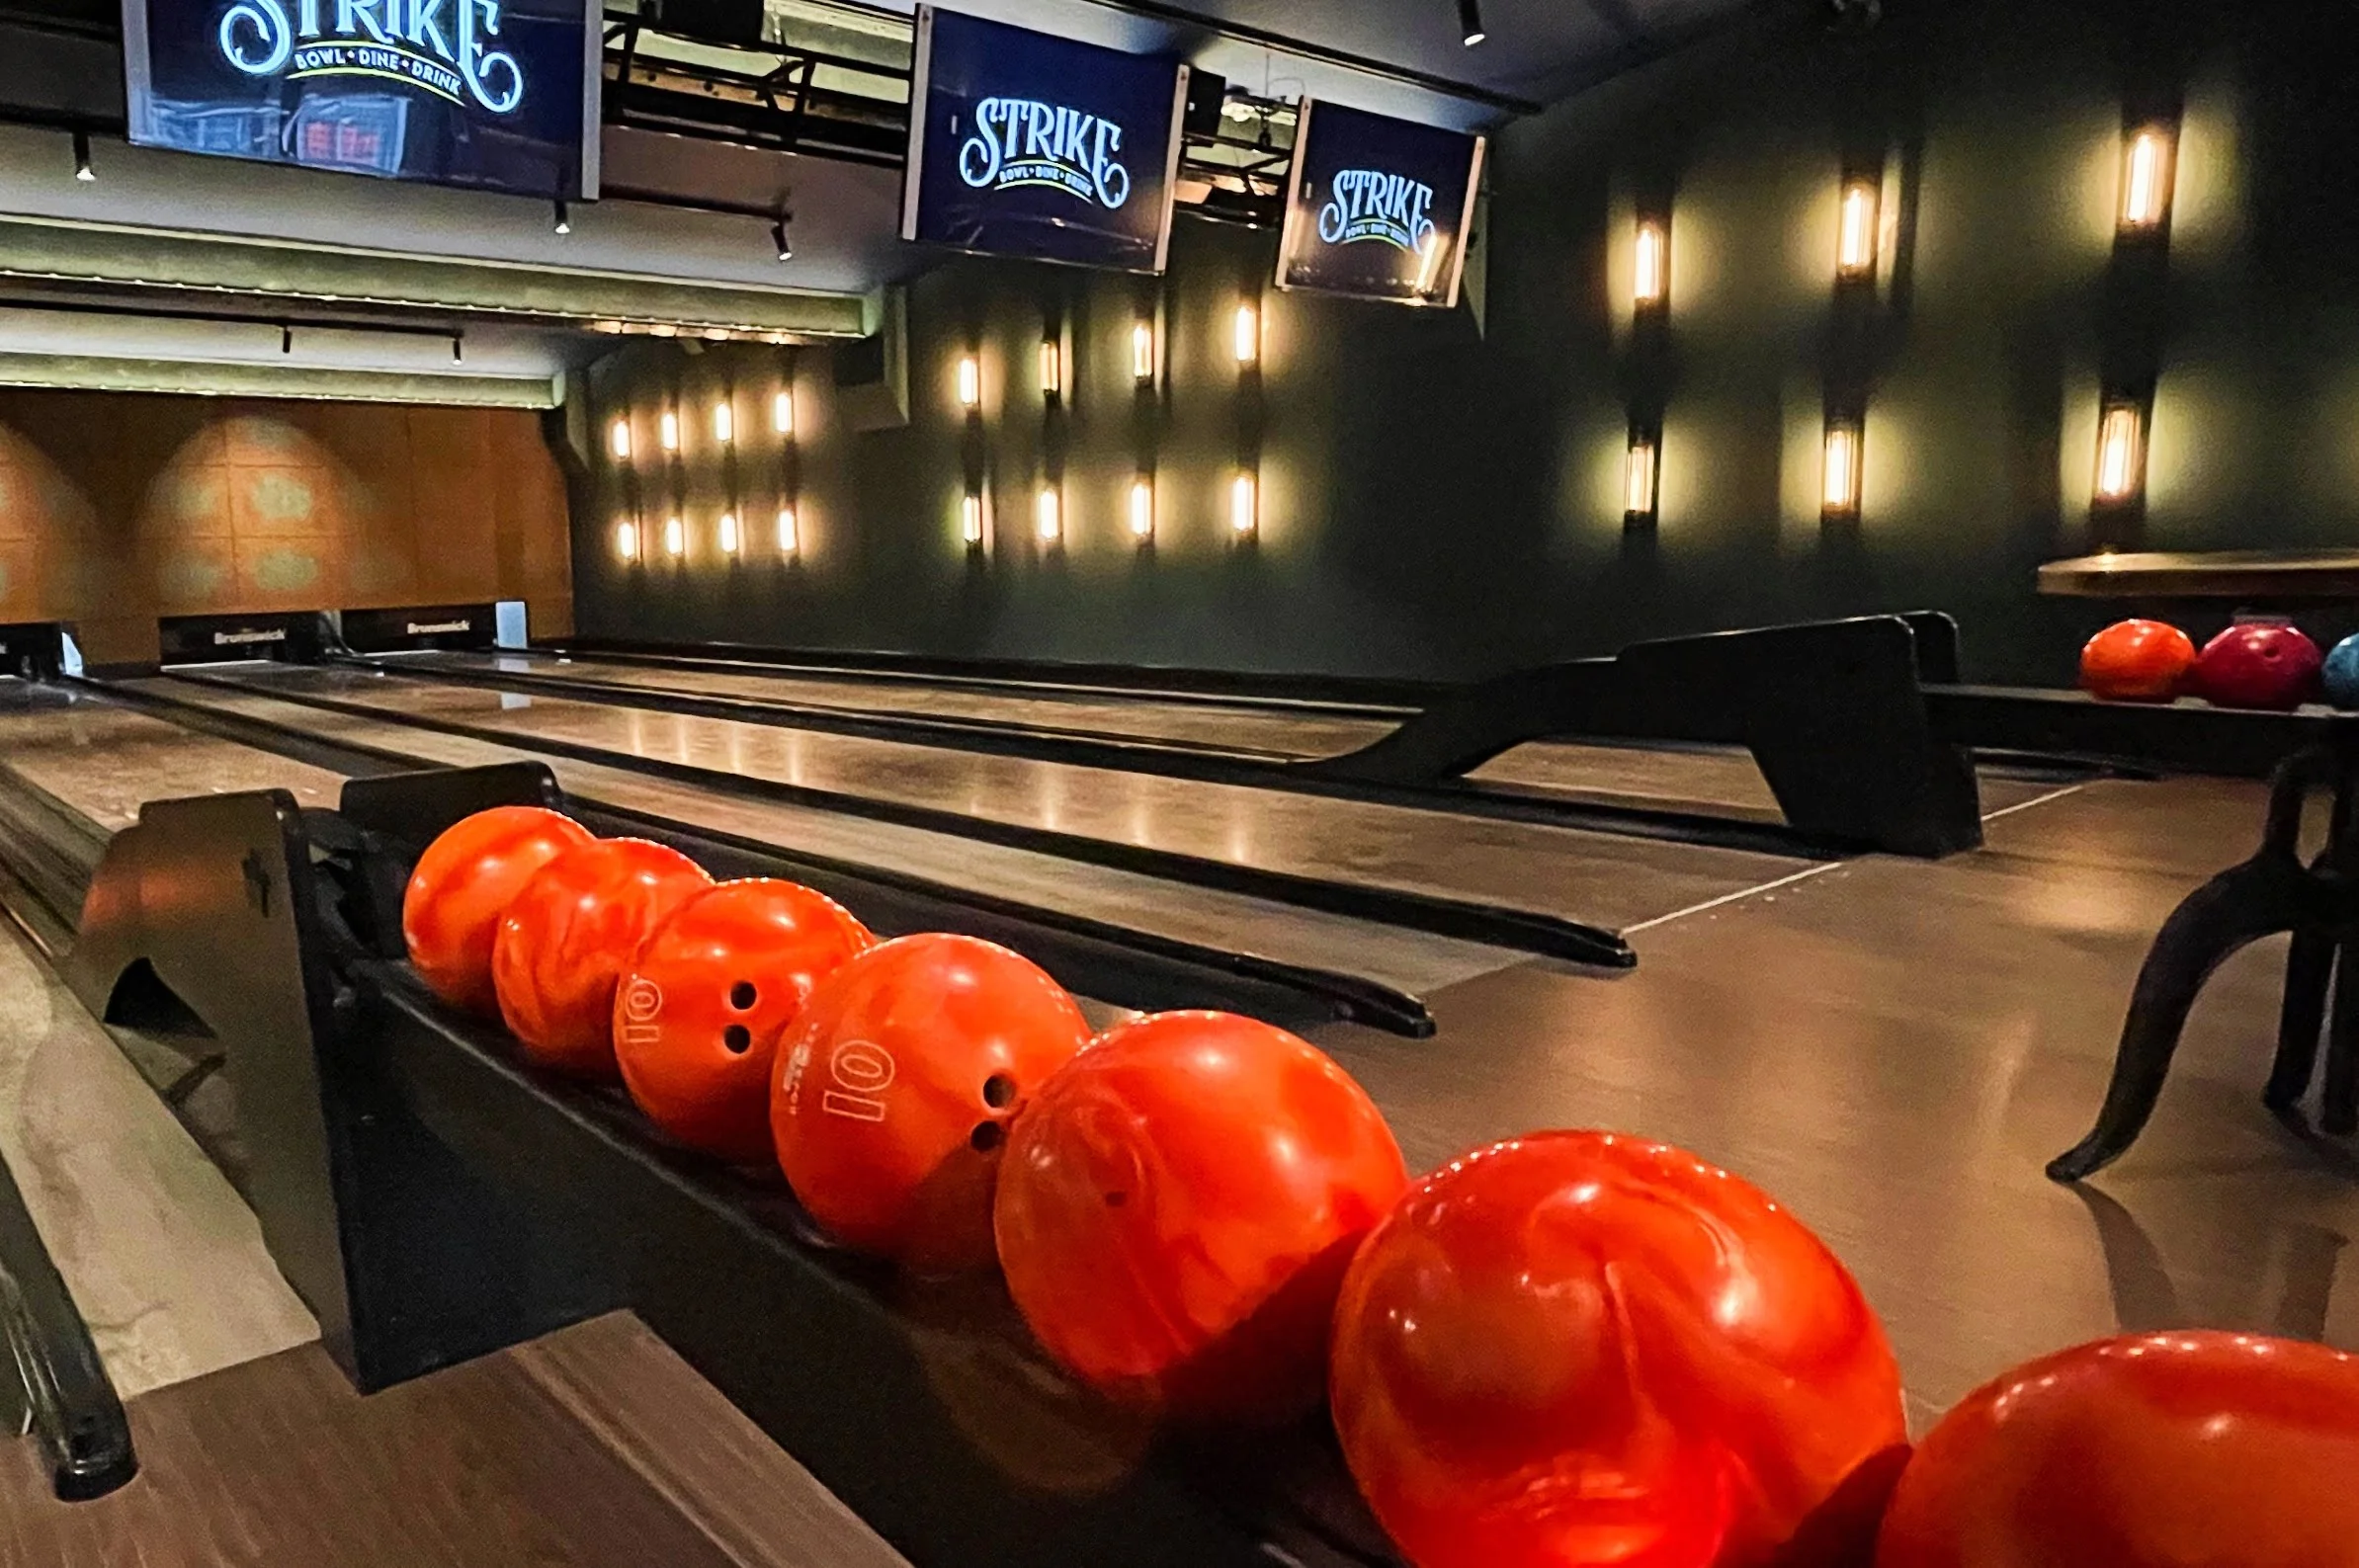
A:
45,761,1401,1567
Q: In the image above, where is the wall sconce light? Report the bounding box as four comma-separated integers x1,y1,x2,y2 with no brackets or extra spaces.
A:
1036,486,1061,543
1230,471,1258,536
1836,178,1880,280
659,410,680,452
713,400,734,445
957,354,981,410
1624,432,1659,524
615,521,639,561
962,493,985,545
2094,401,2147,505
1040,339,1062,396
1129,477,1154,541
609,419,632,460
1132,321,1155,382
717,512,740,554
663,516,686,556
777,507,800,553
1633,219,1668,310
2118,124,2177,234
1821,421,1864,520
773,389,795,436
1233,303,1260,366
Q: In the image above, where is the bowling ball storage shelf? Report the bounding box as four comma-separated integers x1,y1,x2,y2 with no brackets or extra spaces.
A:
52,763,1402,1567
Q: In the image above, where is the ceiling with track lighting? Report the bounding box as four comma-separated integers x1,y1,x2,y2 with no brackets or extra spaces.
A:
1012,0,1769,110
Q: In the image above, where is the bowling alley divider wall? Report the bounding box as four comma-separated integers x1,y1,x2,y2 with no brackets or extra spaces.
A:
0,389,573,668
571,0,2359,689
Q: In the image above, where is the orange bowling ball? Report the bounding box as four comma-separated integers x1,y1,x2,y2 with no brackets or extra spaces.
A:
1329,1132,1908,1568
1876,1332,2359,1568
615,879,873,1164
2079,619,2196,702
492,837,712,1078
773,933,1089,1272
994,1011,1407,1424
402,805,593,1015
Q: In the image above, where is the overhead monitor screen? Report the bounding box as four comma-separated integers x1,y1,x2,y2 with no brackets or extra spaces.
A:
1276,100,1485,308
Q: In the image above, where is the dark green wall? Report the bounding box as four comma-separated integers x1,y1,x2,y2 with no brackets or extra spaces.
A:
571,0,2359,684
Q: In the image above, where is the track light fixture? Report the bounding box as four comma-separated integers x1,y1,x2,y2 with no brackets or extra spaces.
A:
772,212,794,262
71,130,96,182
552,199,571,235
1457,0,1484,46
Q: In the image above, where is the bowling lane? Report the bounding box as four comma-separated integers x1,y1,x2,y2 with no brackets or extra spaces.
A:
411,651,2060,825
0,682,345,831
116,678,1532,999
199,663,1822,937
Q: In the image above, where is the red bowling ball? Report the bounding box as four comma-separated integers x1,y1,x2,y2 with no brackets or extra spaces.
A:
2191,620,2322,710
995,1011,1407,1423
1876,1332,2359,1568
1329,1131,1908,1568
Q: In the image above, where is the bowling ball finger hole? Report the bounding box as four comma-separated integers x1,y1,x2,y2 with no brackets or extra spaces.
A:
721,1024,753,1055
727,981,758,1011
982,1073,1017,1110
1103,1191,1127,1207
969,1120,1005,1154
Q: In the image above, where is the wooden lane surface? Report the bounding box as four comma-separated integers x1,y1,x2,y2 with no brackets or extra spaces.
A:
1311,773,2359,1428
438,653,2064,825
211,666,1818,936
0,686,344,831
0,1313,909,1568
123,681,1530,998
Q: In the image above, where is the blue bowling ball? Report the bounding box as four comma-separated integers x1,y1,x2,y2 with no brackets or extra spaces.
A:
2324,634,2359,710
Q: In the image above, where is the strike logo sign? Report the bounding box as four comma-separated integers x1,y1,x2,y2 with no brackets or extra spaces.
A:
1278,101,1486,309
123,0,600,197
902,7,1188,274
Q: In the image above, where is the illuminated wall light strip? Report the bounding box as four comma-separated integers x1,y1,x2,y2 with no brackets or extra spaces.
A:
1624,435,1659,523
615,521,638,561
659,410,680,452
1132,321,1155,382
1129,477,1154,541
1836,180,1880,280
1036,486,1061,543
1230,472,1259,536
609,419,632,460
663,516,686,556
719,513,742,555
713,401,734,445
1040,339,1062,396
777,507,800,554
1821,422,1864,519
961,493,985,545
957,354,981,409
2119,125,2177,233
1633,219,1668,309
1233,303,1260,366
2094,402,2147,505
773,390,795,436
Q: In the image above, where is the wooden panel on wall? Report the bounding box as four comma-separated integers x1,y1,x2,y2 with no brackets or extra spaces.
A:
0,388,573,658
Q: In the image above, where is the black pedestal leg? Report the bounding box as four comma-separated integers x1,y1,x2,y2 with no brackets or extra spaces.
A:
2324,942,2359,1137
2269,935,2335,1113
2049,857,2312,1183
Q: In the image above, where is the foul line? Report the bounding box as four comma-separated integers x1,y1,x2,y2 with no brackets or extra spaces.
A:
1625,782,2087,939
1622,861,1850,937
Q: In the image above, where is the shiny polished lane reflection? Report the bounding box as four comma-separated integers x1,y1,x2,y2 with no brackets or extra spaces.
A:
125,681,1528,999
214,666,1817,934
0,685,344,830
1315,775,2359,1423
424,652,2057,825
